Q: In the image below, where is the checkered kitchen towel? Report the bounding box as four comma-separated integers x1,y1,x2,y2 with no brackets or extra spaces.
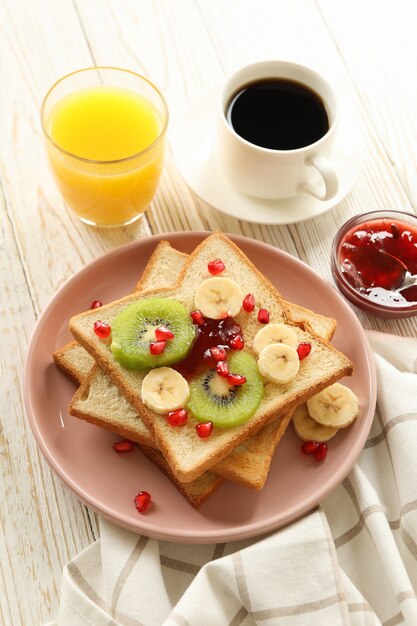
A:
47,332,417,626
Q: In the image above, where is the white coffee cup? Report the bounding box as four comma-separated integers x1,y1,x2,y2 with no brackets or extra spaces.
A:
216,60,339,201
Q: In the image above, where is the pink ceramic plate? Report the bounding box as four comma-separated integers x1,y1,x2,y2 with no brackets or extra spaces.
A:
24,233,376,543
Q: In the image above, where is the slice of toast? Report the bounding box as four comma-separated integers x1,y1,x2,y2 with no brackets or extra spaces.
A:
56,245,335,489
69,234,353,483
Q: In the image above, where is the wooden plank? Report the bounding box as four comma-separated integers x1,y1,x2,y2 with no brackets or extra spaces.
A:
317,0,417,208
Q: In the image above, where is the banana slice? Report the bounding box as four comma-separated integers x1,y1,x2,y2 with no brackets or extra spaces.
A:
253,323,298,355
257,343,299,384
141,367,190,414
194,277,243,319
292,404,339,442
307,383,359,428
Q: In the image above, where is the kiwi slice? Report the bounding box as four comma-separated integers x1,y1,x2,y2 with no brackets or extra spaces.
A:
110,297,196,370
187,352,264,428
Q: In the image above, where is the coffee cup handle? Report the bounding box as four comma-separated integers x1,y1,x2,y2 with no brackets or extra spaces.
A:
299,154,339,201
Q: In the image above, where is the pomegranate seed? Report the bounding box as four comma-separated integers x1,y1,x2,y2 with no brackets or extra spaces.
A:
315,442,328,462
257,308,270,324
216,361,230,377
208,259,225,275
90,300,102,309
227,373,246,386
301,440,319,455
167,408,188,426
190,310,205,326
230,334,244,350
242,293,256,312
150,340,166,355
196,421,213,438
134,491,151,513
113,439,135,453
210,346,228,361
155,326,174,341
297,342,312,360
94,320,111,339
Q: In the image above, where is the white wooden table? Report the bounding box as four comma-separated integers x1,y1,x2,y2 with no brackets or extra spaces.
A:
2,1,417,623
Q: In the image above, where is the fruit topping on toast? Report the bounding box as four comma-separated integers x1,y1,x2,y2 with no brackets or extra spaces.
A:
242,293,256,312
141,367,190,414
187,351,264,428
195,276,243,318
94,320,111,338
257,308,270,323
257,343,300,384
253,323,298,354
167,408,189,427
196,422,213,438
110,297,196,370
207,259,226,275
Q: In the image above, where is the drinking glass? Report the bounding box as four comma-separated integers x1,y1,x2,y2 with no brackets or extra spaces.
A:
41,67,168,227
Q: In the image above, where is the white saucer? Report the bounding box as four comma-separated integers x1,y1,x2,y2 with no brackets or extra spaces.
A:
170,88,365,225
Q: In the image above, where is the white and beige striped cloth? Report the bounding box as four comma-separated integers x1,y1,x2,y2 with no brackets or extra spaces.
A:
47,332,417,626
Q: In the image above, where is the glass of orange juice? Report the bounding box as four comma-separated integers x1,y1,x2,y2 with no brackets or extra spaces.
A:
41,67,168,227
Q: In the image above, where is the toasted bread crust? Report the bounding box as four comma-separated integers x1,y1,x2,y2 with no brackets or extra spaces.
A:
139,445,225,508
212,412,294,489
53,341,81,385
70,406,154,446
135,240,187,292
288,306,337,341
53,340,94,385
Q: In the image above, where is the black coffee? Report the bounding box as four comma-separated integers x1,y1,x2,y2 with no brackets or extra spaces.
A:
226,78,329,150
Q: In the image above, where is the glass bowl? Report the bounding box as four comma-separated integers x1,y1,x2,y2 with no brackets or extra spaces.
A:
331,210,417,318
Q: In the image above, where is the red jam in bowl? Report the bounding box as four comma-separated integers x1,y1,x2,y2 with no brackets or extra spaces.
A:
332,211,417,318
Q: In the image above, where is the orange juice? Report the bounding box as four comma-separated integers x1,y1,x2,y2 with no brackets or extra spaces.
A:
49,87,161,161
43,72,167,227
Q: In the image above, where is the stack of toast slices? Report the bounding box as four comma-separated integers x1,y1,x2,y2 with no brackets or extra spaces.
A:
54,233,353,508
